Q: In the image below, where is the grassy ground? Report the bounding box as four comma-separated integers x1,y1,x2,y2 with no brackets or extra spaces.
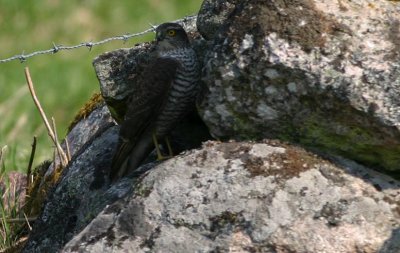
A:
0,0,203,173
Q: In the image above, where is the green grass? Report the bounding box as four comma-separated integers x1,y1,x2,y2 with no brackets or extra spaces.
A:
0,0,203,172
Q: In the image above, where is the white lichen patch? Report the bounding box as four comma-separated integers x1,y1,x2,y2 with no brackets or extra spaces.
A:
264,68,281,79
219,65,236,80
240,34,254,52
256,102,278,120
299,20,307,27
224,86,236,102
287,82,297,93
249,144,286,158
264,85,278,95
215,104,232,119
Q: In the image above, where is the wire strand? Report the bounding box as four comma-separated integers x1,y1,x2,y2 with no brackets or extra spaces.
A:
0,15,196,64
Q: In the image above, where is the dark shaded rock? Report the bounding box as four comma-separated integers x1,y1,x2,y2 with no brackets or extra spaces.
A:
61,140,400,253
196,0,400,176
22,123,135,253
44,104,114,178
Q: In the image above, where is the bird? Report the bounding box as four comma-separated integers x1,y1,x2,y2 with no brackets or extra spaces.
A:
110,22,200,182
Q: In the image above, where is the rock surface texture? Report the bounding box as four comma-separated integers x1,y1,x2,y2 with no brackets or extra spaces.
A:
22,107,135,253
197,0,400,176
62,141,400,253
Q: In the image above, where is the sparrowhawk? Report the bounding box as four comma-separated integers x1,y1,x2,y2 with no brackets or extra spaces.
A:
110,22,200,182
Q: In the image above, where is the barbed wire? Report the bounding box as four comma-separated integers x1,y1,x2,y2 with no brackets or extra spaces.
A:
0,15,197,64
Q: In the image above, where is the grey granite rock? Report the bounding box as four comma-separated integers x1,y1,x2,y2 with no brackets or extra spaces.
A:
196,0,236,40
62,140,400,253
197,0,400,176
93,45,153,124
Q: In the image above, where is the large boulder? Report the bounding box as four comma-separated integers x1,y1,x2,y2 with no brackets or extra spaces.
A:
197,0,400,176
62,140,400,253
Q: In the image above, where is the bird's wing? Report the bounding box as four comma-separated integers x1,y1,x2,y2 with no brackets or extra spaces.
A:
110,57,180,176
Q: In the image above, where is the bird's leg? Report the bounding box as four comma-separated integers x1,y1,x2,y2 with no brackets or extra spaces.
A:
152,133,174,161
152,133,164,160
164,136,173,157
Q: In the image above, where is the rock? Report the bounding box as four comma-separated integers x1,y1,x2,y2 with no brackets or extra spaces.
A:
93,44,153,124
22,124,134,253
196,0,236,40
43,102,114,179
22,102,115,220
61,140,400,253
196,0,400,176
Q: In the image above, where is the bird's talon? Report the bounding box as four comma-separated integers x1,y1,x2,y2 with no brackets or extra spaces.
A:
156,154,173,161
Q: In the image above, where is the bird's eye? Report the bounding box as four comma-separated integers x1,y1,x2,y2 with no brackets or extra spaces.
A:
167,29,176,36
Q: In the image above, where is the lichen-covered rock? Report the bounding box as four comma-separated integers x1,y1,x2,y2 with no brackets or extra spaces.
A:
93,44,153,123
197,0,400,176
61,140,400,253
196,0,236,40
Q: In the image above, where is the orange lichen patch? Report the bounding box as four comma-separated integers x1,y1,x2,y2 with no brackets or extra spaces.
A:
216,140,324,180
67,92,104,132
383,195,400,217
246,142,322,179
216,142,252,160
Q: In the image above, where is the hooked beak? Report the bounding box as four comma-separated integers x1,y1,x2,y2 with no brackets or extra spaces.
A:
156,33,162,42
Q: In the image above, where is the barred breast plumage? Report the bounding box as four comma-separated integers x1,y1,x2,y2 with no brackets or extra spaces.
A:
110,23,200,182
155,48,199,136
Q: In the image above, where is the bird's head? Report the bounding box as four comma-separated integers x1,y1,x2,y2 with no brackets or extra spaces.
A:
155,23,190,52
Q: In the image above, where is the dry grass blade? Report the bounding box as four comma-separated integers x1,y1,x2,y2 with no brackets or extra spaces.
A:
6,217,36,224
0,146,7,172
24,67,68,167
65,137,71,162
51,117,68,166
23,213,32,231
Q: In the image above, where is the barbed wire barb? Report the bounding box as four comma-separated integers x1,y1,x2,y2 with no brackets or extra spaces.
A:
148,22,158,31
0,15,196,64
